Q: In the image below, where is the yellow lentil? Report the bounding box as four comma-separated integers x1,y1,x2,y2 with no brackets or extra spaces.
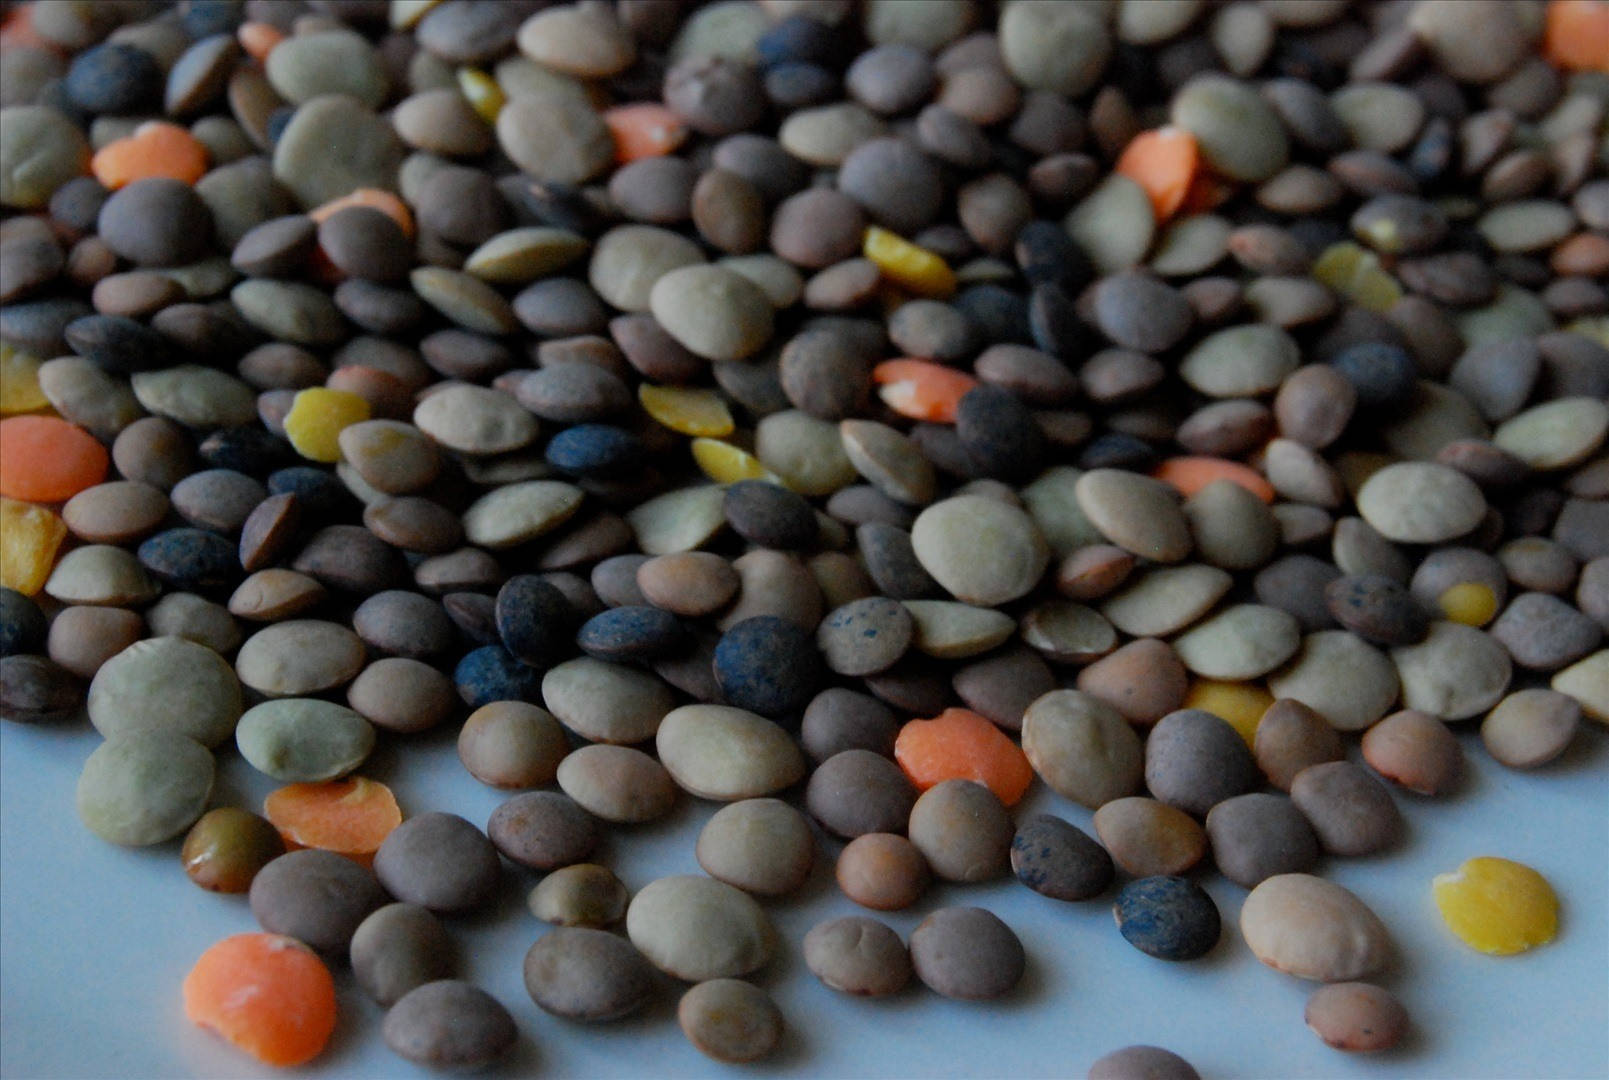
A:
1438,582,1498,627
639,384,734,437
690,439,781,485
1433,856,1559,956
0,345,50,416
1183,680,1274,746
457,67,506,126
0,497,68,596
1312,241,1402,313
863,227,956,299
283,388,371,464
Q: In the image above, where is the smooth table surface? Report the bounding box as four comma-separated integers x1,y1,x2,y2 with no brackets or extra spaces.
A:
3,706,1607,1080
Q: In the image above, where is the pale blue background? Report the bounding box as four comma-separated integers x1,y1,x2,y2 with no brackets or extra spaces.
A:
4,710,1606,1079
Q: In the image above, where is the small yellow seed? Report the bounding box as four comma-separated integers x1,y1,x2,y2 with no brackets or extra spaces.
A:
284,388,371,464
863,226,956,298
690,438,781,485
639,384,734,437
1433,856,1558,956
0,344,50,416
1438,582,1498,627
1183,680,1274,746
0,497,67,596
1312,241,1402,312
457,66,506,126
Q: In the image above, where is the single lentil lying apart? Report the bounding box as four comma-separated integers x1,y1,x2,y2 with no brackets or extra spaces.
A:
0,0,1606,1073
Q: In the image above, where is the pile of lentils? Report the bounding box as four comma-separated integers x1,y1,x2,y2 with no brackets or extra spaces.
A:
2,0,1607,1073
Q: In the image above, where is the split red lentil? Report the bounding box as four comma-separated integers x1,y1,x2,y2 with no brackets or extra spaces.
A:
1,0,1606,1074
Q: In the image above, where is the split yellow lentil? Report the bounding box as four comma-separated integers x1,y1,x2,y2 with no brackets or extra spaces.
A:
284,389,371,464
639,385,734,438
1433,856,1559,956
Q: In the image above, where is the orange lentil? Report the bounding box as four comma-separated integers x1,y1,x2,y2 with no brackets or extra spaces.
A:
309,189,415,237
263,777,402,862
1115,127,1200,221
91,122,209,188
1153,456,1276,503
0,415,109,502
895,707,1034,806
237,21,285,62
604,103,689,163
872,359,978,423
183,933,337,1067
1545,0,1609,72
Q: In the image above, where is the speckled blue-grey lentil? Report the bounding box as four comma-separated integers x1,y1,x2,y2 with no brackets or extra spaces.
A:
545,424,645,478
0,589,46,657
455,645,546,708
495,575,574,670
1113,876,1221,961
1324,575,1428,646
137,528,241,592
268,467,357,520
714,615,823,718
65,43,161,114
1329,342,1417,414
956,383,1044,483
64,314,172,373
1011,814,1114,901
577,605,689,662
195,422,292,473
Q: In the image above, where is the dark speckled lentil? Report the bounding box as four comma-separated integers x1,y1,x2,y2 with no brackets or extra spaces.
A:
197,427,296,477
714,615,823,718
64,43,161,114
0,588,48,657
1112,876,1220,962
577,605,688,662
496,575,574,670
1324,574,1428,646
1328,342,1417,414
137,528,240,592
64,314,172,373
267,466,357,520
455,645,545,708
545,424,645,478
956,383,1044,483
1011,814,1113,901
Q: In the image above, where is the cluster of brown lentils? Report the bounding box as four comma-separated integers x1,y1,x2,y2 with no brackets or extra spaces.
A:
1,0,1606,1074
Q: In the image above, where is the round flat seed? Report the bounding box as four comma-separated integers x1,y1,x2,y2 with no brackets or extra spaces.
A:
523,927,653,1022
77,732,214,846
88,636,241,748
909,907,1025,1001
677,979,783,1064
656,704,806,801
1241,874,1393,982
626,875,776,981
803,915,911,997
